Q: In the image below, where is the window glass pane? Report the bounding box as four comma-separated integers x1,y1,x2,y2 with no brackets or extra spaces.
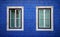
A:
16,10,22,28
10,9,15,28
39,9,44,28
38,9,51,29
45,9,50,28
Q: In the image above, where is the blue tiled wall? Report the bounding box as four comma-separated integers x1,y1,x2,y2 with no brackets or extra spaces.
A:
0,0,60,37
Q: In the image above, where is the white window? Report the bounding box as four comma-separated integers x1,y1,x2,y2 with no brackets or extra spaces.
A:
36,6,53,31
7,6,24,31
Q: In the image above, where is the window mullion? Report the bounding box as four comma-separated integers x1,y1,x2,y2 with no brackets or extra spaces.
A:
44,9,45,28
15,9,17,28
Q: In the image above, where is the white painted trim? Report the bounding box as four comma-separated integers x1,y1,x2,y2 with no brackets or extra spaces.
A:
36,6,53,31
7,6,24,31
44,9,45,27
15,10,17,28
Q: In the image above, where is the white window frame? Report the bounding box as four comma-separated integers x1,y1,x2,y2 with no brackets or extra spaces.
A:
7,6,24,31
36,6,53,31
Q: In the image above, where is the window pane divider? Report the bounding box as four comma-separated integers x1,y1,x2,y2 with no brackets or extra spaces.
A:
44,9,45,28
15,10,17,28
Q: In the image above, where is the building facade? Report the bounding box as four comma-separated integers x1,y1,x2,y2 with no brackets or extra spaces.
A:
0,0,60,37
